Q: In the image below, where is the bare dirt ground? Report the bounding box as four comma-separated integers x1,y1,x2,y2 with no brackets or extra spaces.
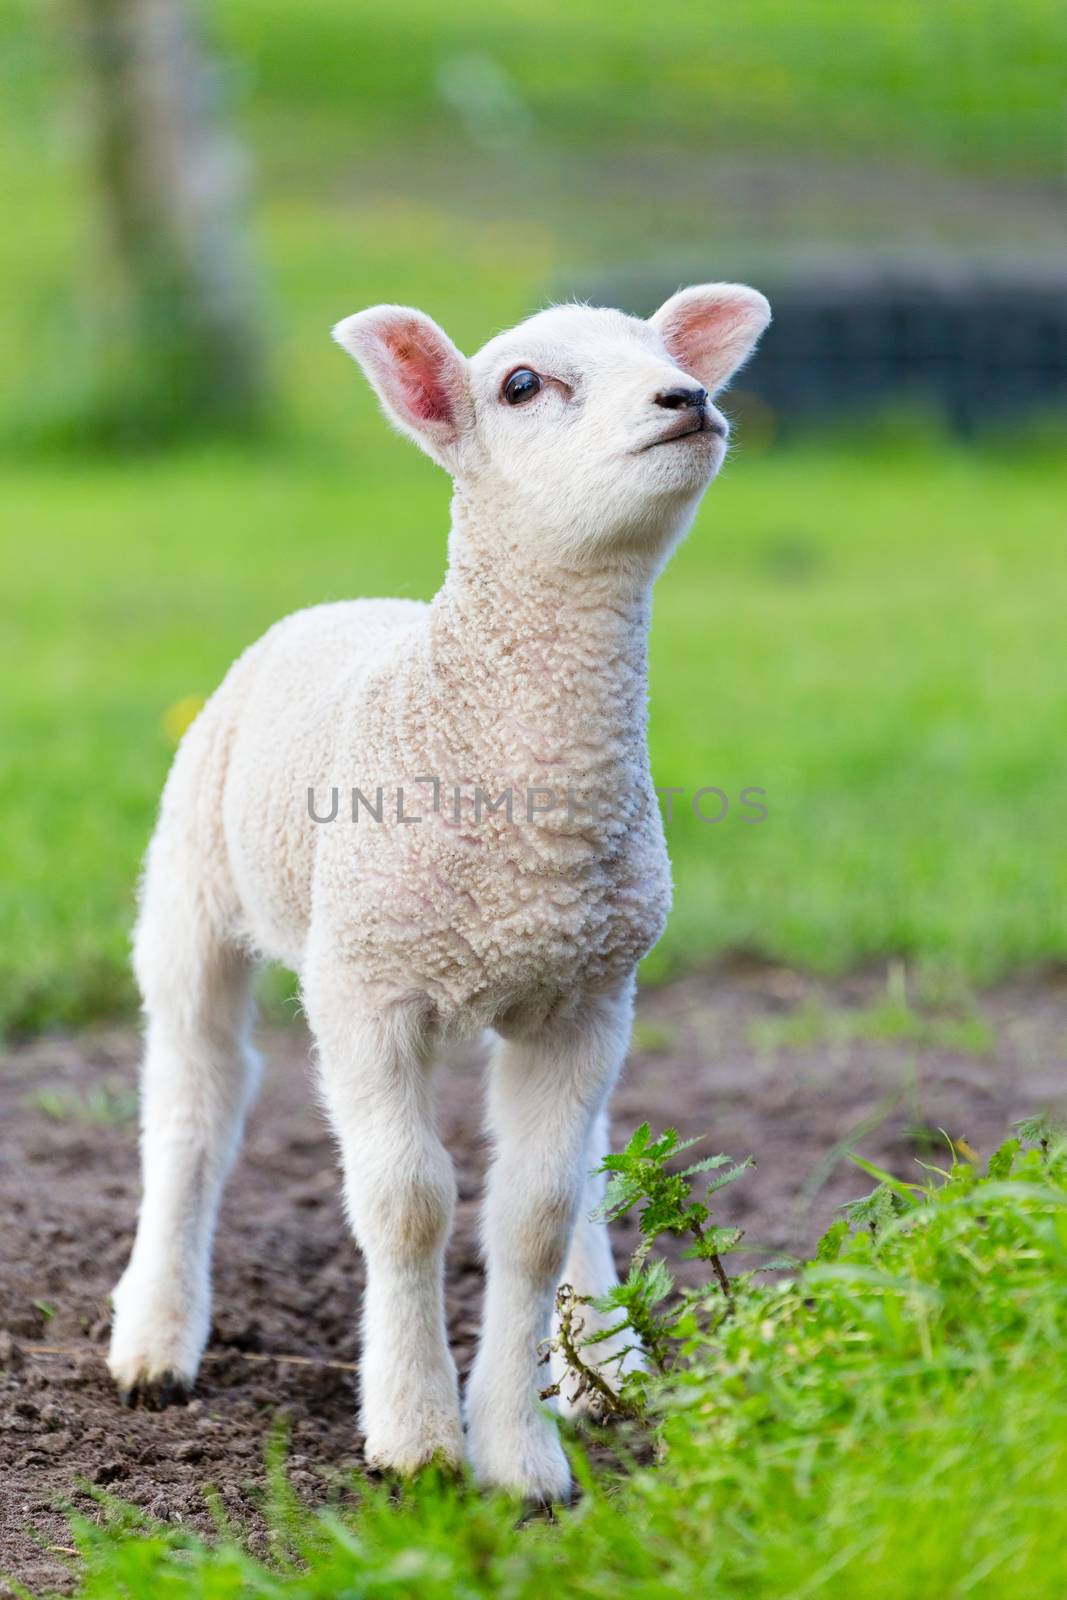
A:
2,962,1064,1595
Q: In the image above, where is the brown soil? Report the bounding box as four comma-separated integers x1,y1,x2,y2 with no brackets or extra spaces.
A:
2,963,1064,1595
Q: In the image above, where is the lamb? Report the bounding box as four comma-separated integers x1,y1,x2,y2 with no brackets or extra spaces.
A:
107,283,771,1502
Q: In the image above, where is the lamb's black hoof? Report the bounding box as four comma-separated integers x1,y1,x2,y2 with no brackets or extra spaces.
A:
117,1372,191,1411
520,1494,565,1522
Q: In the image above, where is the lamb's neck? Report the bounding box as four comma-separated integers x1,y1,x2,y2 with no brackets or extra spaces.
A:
424,507,654,784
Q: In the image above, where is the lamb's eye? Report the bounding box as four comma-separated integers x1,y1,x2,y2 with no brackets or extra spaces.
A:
503,368,542,405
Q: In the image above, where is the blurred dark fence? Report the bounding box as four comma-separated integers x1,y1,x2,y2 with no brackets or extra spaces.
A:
586,259,1067,433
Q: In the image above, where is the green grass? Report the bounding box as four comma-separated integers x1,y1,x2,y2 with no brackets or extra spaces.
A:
3,432,1066,1034
25,1077,139,1126
748,966,994,1056
47,1130,1067,1598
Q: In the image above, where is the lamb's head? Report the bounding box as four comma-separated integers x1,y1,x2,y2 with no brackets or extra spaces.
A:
333,285,770,566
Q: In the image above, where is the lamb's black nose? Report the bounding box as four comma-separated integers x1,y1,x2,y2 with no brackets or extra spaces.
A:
655,385,708,411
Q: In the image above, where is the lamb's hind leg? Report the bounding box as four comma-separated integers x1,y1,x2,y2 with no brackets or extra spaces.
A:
551,1105,647,1418
108,895,260,1408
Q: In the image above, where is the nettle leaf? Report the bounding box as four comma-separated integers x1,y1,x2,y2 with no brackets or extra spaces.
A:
639,1200,681,1237
591,1283,630,1314
580,1316,632,1347
632,1256,675,1307
599,1126,652,1174
845,1183,905,1235
986,1138,1021,1180
644,1130,682,1164
625,1122,653,1158
704,1156,755,1195
815,1218,850,1262
682,1226,742,1260
592,1172,643,1224
1014,1114,1062,1149
666,1133,707,1159
680,1153,733,1178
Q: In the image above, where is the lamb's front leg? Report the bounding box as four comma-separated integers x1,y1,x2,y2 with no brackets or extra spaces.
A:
309,991,463,1475
465,980,634,1501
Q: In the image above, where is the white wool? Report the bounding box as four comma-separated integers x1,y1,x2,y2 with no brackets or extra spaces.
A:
109,285,770,1500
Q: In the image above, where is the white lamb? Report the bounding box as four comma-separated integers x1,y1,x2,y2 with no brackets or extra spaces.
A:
107,283,771,1502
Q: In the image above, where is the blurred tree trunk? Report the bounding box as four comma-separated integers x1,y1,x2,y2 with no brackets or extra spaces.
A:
73,0,267,438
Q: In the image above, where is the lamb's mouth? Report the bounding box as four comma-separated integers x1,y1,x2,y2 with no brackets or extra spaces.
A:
643,415,726,450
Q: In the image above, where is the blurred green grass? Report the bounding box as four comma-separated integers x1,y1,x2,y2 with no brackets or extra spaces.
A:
0,0,1065,1033
215,0,1066,175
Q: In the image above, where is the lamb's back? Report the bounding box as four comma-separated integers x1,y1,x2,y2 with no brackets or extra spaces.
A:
220,598,427,965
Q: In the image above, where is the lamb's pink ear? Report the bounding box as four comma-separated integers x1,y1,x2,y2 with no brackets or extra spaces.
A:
332,305,473,468
650,283,771,394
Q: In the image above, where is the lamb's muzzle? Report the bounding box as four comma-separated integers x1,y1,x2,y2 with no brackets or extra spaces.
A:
107,283,771,1503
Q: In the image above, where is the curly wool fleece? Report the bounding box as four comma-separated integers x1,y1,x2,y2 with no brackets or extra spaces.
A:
188,523,664,1031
